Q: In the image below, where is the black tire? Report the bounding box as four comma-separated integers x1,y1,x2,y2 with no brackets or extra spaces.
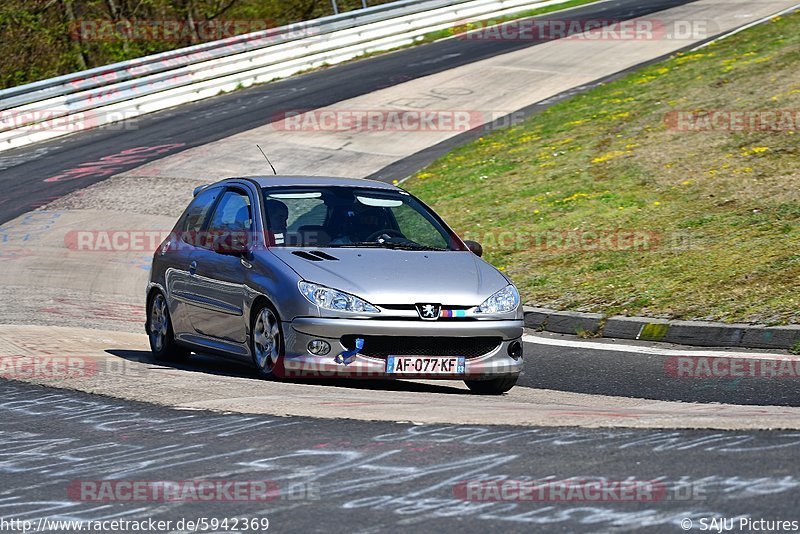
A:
147,291,190,361
464,375,519,395
250,301,284,379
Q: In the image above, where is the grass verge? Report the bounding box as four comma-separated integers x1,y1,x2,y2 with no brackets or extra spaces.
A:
403,12,800,325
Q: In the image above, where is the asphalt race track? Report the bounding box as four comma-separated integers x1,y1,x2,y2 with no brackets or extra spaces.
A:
2,379,800,533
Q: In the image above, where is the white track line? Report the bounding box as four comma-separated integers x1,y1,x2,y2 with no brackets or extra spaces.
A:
522,333,798,361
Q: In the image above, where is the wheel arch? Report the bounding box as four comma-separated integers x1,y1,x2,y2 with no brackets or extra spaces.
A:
249,293,287,378
145,283,167,334
249,293,281,331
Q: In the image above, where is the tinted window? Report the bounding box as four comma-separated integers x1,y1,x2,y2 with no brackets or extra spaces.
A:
202,190,253,253
179,186,221,245
208,190,252,233
262,186,460,250
287,198,327,231
393,202,448,249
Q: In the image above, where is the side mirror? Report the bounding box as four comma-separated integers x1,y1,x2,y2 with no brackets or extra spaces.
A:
464,240,483,257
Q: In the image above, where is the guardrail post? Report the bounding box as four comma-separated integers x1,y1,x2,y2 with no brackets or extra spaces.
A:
331,0,340,15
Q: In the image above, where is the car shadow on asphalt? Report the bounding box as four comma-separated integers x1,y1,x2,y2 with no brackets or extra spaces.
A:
106,349,472,395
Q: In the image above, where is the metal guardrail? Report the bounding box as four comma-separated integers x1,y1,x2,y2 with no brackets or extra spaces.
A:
0,0,456,107
0,0,567,152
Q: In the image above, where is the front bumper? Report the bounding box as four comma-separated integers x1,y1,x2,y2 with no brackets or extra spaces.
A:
282,317,524,379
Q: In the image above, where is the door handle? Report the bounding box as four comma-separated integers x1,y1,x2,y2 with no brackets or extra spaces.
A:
189,261,197,275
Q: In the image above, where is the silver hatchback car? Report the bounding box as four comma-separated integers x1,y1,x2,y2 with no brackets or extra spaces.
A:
146,176,523,394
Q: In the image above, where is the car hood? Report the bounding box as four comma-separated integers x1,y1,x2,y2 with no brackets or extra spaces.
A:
268,247,509,306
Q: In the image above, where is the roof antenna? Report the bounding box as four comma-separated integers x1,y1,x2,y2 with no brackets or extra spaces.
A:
256,144,277,175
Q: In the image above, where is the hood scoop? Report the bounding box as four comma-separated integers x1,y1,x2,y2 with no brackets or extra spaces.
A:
292,250,340,262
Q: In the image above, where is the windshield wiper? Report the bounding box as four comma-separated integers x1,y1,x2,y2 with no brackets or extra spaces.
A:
382,242,445,251
330,241,384,248
335,241,446,251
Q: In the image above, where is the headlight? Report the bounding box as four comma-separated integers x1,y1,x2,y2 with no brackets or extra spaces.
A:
475,285,520,314
298,281,379,313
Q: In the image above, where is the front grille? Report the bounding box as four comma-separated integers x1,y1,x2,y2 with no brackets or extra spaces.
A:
377,305,473,310
341,335,502,359
375,304,475,320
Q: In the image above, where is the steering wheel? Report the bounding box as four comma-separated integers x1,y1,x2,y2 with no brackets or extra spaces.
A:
365,229,404,242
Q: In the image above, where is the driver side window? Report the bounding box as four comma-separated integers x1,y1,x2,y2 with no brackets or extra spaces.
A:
205,190,252,251
179,186,221,247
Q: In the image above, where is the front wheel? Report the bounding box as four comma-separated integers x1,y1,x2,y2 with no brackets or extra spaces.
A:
148,292,190,361
251,303,284,379
464,375,518,395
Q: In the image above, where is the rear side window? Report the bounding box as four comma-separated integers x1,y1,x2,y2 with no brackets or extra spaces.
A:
179,186,221,245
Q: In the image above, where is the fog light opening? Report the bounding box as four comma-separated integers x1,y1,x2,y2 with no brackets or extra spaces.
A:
308,340,331,355
508,341,523,360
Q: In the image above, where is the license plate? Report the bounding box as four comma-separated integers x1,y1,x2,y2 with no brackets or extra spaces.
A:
386,356,465,375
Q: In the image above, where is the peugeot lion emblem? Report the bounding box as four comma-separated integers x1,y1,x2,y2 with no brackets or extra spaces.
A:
416,303,441,320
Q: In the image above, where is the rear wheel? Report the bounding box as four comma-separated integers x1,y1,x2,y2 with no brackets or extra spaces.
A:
148,292,190,361
251,303,284,379
464,375,518,395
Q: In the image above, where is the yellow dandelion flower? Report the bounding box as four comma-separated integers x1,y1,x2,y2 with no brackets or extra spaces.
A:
591,150,627,164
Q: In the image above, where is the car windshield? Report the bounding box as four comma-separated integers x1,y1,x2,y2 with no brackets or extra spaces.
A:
261,186,463,251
